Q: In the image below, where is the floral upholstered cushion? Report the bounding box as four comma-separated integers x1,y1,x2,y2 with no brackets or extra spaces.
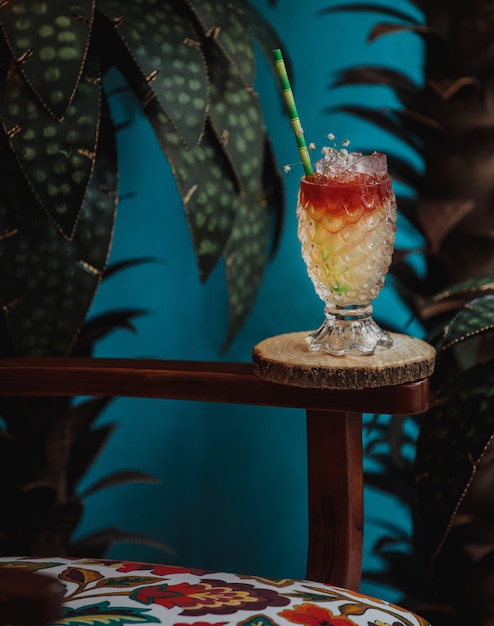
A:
0,557,429,626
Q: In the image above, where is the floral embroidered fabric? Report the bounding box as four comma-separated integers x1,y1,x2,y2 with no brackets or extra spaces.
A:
0,557,430,626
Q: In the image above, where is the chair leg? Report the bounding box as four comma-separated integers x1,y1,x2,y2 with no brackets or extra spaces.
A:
305,409,363,590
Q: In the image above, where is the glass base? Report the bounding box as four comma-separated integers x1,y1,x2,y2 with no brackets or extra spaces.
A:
306,304,393,357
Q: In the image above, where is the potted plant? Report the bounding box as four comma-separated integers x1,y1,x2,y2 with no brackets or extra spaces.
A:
0,0,285,357
0,0,285,556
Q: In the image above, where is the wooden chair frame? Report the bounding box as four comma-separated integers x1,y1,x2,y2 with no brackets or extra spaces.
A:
0,356,430,592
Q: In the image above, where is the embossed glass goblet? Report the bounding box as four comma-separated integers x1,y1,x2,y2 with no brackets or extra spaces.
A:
296,161,397,356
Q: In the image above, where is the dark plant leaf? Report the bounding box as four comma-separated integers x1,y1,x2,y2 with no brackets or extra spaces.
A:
415,359,494,556
365,415,417,460
262,134,285,256
332,66,422,111
432,432,494,623
368,22,435,43
390,194,422,231
406,0,425,11
425,313,467,346
73,309,147,357
97,0,208,149
0,92,116,356
387,415,413,468
367,518,411,546
329,104,424,153
68,423,116,492
0,0,93,121
141,82,237,278
397,107,444,139
206,36,265,210
419,276,494,321
43,401,110,480
0,54,101,239
416,198,475,254
103,257,157,280
234,0,287,85
224,195,269,349
439,295,494,351
365,469,414,507
147,81,280,343
387,153,424,192
185,0,256,88
81,470,160,498
429,276,494,303
65,397,114,435
319,3,421,24
34,499,84,555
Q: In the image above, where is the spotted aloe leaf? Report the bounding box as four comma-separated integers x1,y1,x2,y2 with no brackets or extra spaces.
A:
225,135,284,346
430,275,494,303
224,191,268,349
0,94,116,357
234,0,286,79
147,96,281,342
0,52,101,239
148,100,239,281
439,295,494,351
97,0,283,340
96,0,208,149
0,0,94,121
185,0,256,87
206,37,264,211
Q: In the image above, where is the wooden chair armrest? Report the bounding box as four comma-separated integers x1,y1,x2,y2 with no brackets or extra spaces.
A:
0,357,430,415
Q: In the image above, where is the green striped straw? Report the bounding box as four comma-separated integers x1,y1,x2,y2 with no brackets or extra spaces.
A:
273,48,314,177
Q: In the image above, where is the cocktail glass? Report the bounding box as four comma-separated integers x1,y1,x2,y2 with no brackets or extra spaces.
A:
297,153,397,356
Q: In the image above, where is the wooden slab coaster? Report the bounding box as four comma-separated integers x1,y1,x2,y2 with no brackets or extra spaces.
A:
252,331,436,390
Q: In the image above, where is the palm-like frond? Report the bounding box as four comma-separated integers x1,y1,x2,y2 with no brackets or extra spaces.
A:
328,0,494,303
327,1,494,617
319,3,422,24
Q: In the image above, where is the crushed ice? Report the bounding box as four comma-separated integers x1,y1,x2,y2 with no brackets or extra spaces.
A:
315,147,388,183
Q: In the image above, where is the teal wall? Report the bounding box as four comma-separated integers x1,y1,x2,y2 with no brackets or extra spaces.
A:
77,0,424,602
